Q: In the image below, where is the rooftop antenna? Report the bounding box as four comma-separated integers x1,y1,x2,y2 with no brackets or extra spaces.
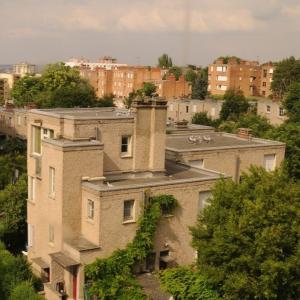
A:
182,0,191,67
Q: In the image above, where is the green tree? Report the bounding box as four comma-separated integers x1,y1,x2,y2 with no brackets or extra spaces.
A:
220,90,249,121
184,69,197,83
192,112,218,127
160,266,220,300
168,66,183,80
0,243,41,299
158,54,173,68
11,76,43,106
191,68,208,100
191,167,300,299
9,282,42,300
95,94,115,107
0,175,28,253
283,82,300,122
123,91,137,109
138,82,157,97
11,62,97,108
271,56,300,98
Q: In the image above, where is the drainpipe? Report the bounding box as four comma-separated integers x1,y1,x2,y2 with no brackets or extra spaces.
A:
235,154,240,183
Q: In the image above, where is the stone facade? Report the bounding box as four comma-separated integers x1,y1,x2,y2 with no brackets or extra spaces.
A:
257,98,287,125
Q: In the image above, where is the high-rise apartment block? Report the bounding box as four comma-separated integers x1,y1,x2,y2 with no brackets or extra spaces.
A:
208,57,275,98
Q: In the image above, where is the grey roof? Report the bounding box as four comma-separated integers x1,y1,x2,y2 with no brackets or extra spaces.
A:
50,252,80,268
65,237,101,252
83,160,223,192
30,107,134,120
166,132,285,152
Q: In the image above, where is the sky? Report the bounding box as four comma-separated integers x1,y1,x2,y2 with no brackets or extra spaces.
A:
0,0,300,66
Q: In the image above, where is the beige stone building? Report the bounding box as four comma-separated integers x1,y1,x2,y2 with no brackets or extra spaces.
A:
167,98,223,123
257,98,287,125
13,62,36,77
0,100,285,300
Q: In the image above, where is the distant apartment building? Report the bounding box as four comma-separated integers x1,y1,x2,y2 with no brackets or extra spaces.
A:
0,102,285,299
80,65,191,100
260,62,275,98
13,62,36,77
208,57,261,97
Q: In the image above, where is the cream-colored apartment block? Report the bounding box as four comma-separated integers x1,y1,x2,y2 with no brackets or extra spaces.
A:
0,99,285,300
257,98,287,125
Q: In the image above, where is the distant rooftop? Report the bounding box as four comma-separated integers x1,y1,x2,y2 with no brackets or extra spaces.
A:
30,107,134,120
166,132,285,152
82,160,222,192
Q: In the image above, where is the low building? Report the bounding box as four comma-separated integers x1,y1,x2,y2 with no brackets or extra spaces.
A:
257,98,287,125
13,62,36,76
167,98,223,123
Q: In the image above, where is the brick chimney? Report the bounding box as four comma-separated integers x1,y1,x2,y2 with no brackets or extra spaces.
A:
237,128,252,139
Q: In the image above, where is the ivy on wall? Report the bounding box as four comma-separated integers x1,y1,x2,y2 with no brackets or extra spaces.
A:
85,194,178,300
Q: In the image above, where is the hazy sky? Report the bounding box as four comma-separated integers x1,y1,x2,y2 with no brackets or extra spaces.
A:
1,0,300,66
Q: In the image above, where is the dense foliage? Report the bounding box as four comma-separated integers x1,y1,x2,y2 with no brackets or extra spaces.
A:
160,266,220,300
271,56,300,98
157,54,173,69
11,62,97,108
192,112,219,127
0,243,42,300
191,68,208,100
85,194,178,300
283,82,300,123
220,90,249,121
191,167,300,299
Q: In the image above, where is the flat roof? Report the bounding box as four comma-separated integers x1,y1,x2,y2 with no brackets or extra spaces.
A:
166,132,285,152
83,161,222,192
30,107,134,120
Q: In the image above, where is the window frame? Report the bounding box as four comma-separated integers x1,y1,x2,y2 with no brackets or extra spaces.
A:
87,199,94,220
120,135,132,158
49,167,55,198
32,126,42,155
123,199,135,222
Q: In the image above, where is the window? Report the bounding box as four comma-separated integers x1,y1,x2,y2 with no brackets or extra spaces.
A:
269,68,273,74
87,199,94,220
266,105,271,113
189,159,204,169
49,167,55,197
262,82,267,87
210,66,214,71
217,85,227,91
32,126,41,154
28,224,34,248
262,91,266,96
279,107,285,117
28,176,36,202
199,191,212,211
217,75,227,81
207,84,211,91
121,136,132,157
49,225,54,243
123,200,134,221
186,106,189,113
264,154,276,171
263,69,267,78
216,66,227,72
42,128,54,140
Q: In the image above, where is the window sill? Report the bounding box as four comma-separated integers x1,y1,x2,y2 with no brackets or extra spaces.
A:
86,218,95,224
120,154,132,159
122,219,136,225
48,194,55,200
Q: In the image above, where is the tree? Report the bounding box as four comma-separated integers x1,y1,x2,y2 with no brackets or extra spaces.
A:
218,113,273,137
271,56,300,98
184,69,197,83
0,243,41,299
168,66,183,80
11,76,43,106
192,112,217,127
158,54,173,69
265,122,300,180
9,282,43,300
95,94,115,107
141,82,157,97
283,82,300,122
191,167,300,299
11,62,97,108
0,175,28,253
123,91,137,109
160,266,220,300
191,68,208,100
220,90,249,121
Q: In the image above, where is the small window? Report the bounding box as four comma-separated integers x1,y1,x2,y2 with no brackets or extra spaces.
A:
28,224,34,248
32,126,41,154
123,200,134,222
49,167,55,197
121,136,132,157
262,82,267,87
266,105,271,113
186,106,189,113
87,199,94,220
28,176,36,202
264,154,276,172
279,107,285,117
49,225,54,243
199,191,212,211
263,69,267,78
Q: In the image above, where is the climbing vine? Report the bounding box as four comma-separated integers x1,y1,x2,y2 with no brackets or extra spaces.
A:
85,194,178,300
